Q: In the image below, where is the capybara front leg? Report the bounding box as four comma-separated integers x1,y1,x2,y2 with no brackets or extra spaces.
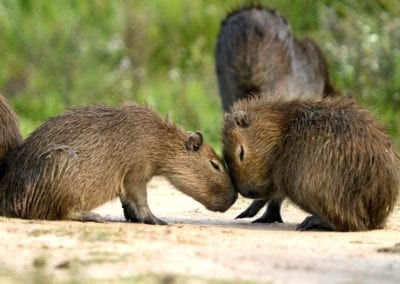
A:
121,200,139,222
253,197,284,223
236,199,267,219
121,182,167,225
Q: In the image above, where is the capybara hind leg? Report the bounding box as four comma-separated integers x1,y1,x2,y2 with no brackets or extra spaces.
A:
69,211,106,223
236,199,267,219
296,215,334,231
120,182,167,225
253,197,284,223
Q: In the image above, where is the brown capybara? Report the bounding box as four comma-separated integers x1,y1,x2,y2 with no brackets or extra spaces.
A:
216,5,339,223
223,96,400,231
0,102,237,224
215,5,338,112
0,96,22,164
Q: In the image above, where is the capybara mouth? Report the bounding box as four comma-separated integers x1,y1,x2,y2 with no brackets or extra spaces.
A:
206,192,238,212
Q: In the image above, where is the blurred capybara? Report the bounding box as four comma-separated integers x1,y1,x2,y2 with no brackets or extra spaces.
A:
216,5,339,223
223,96,400,231
216,5,338,112
0,103,237,224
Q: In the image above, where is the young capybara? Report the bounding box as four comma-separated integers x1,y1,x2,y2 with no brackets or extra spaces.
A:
223,96,400,231
0,100,237,224
215,5,338,223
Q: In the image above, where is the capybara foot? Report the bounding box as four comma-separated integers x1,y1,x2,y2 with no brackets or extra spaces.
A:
131,212,167,225
70,212,106,223
236,199,267,219
253,208,283,223
122,202,167,225
122,202,138,222
253,198,283,223
142,215,167,225
296,216,333,231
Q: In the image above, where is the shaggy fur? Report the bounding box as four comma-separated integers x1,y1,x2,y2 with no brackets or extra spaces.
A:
0,96,22,165
223,96,400,231
216,5,339,223
0,104,237,224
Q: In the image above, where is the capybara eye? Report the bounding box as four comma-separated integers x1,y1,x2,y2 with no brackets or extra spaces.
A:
239,146,244,161
210,160,221,172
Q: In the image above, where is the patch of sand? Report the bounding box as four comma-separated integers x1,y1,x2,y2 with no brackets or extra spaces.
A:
0,177,399,283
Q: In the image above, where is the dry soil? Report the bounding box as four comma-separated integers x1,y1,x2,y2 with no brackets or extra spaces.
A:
0,177,399,283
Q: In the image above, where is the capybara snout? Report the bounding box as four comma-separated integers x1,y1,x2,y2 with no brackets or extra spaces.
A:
173,132,237,212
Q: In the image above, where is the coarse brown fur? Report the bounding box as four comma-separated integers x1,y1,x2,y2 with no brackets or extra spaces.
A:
0,95,22,165
216,5,339,223
215,5,338,112
223,96,400,231
0,103,237,224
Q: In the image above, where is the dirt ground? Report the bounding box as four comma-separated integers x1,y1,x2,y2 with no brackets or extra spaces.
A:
0,177,399,284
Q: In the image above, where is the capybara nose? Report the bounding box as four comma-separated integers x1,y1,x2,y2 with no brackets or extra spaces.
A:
214,192,238,212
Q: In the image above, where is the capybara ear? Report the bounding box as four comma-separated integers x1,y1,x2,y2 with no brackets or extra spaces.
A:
233,111,250,128
185,131,204,152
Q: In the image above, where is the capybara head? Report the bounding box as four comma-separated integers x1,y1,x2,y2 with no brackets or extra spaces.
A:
166,131,237,212
222,100,282,199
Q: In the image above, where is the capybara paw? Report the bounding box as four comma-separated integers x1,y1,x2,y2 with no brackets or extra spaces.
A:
235,200,267,219
143,216,167,225
236,208,258,219
253,211,283,223
122,204,138,222
296,216,333,231
124,214,138,222
125,210,167,225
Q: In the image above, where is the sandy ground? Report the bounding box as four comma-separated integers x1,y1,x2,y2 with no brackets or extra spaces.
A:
0,177,399,284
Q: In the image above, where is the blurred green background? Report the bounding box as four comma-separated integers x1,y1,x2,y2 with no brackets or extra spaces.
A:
0,0,399,151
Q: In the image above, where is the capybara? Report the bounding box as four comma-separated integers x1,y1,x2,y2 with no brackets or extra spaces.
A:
0,101,237,224
223,96,400,231
216,5,338,223
216,5,338,112
0,95,22,164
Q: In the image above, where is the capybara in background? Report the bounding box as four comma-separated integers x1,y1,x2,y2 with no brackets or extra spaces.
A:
216,5,338,112
0,100,237,224
223,96,400,231
215,5,339,223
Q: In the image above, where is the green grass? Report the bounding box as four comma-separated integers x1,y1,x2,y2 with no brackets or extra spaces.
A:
1,0,399,150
